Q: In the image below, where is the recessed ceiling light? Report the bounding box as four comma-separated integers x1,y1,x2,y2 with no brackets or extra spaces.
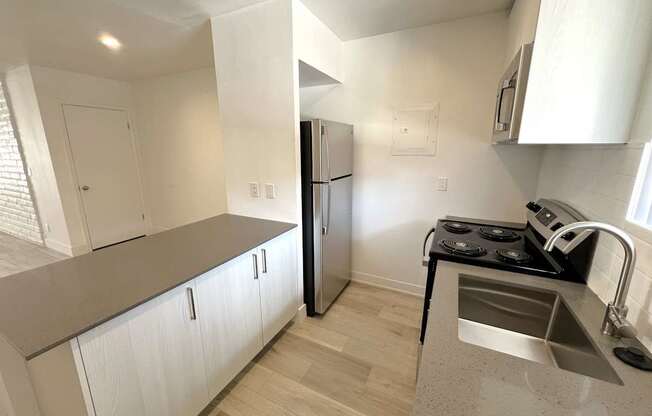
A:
98,33,122,51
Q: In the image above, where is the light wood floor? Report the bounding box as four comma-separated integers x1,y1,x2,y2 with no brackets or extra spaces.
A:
206,282,422,416
0,231,67,277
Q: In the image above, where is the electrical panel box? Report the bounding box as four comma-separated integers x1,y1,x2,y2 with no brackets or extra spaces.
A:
391,104,439,156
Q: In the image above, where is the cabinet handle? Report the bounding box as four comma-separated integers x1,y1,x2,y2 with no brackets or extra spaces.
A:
261,249,268,274
252,253,259,280
187,287,197,320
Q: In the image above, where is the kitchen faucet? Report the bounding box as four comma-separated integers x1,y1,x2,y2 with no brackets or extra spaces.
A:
544,221,637,338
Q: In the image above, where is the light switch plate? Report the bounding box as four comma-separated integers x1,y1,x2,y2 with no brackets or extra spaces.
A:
248,182,260,198
265,183,277,199
437,176,448,191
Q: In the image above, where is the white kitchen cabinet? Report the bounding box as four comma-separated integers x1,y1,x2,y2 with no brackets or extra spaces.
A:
74,229,298,416
259,230,298,344
77,283,208,416
0,221,298,416
75,314,145,416
517,0,652,144
194,249,263,398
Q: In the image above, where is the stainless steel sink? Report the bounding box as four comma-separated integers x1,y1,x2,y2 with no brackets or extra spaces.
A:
458,275,623,385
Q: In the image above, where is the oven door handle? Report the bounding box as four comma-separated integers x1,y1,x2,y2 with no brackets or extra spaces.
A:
422,227,436,266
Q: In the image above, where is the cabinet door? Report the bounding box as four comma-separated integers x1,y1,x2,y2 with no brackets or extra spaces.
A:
77,284,208,416
520,0,652,143
259,230,298,344
194,249,263,398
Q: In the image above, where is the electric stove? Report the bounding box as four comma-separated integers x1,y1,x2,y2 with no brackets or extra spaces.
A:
419,199,598,344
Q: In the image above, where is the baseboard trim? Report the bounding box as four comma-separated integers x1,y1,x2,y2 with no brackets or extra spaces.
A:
351,271,424,297
69,242,91,256
293,304,307,323
44,237,73,256
147,225,171,235
44,238,91,257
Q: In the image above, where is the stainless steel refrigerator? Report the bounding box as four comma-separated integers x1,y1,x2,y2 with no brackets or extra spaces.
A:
300,119,353,315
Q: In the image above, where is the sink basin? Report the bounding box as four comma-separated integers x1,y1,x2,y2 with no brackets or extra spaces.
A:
458,275,623,385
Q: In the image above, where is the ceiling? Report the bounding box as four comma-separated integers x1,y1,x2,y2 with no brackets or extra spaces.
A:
0,0,513,81
0,0,231,81
301,0,513,41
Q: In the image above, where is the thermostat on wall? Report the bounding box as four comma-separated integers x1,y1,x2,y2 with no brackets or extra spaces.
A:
391,104,439,156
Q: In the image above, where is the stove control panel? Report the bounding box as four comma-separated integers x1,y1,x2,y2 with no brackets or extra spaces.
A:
526,201,542,213
562,231,577,241
536,208,557,226
551,222,577,241
527,199,593,254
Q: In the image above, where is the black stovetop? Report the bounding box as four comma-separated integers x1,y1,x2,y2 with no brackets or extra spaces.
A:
420,204,596,345
429,218,564,278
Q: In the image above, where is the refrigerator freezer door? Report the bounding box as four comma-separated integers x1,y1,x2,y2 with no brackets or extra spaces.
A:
313,120,354,182
314,176,352,313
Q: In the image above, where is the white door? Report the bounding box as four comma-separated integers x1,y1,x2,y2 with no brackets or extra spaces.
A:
77,283,209,416
195,249,263,398
259,230,298,344
63,105,145,249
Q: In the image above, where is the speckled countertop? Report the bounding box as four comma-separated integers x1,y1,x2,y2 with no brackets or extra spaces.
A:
0,214,295,360
413,261,652,416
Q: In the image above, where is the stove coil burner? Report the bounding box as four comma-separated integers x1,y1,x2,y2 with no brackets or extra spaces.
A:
478,227,521,242
496,248,533,265
439,240,487,257
442,222,471,234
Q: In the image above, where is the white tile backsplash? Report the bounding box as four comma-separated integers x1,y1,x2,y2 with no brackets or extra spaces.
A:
536,143,652,350
635,236,652,277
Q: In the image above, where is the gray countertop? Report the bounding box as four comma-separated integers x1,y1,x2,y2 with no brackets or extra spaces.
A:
413,261,652,416
0,214,296,360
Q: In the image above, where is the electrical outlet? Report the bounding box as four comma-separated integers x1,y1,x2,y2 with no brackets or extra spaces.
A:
437,176,448,191
248,182,260,198
265,183,277,199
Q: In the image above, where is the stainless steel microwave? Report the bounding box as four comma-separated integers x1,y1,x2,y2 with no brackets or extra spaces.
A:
492,43,534,144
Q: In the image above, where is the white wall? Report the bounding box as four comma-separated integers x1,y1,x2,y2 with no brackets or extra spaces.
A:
211,0,298,224
301,13,543,294
4,66,71,254
292,0,342,82
132,68,227,232
28,66,138,254
7,65,228,254
505,0,540,63
211,0,307,313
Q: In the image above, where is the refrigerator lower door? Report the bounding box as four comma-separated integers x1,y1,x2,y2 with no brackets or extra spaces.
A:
313,176,352,313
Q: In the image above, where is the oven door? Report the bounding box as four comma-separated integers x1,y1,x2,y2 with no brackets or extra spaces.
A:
418,228,438,376
492,43,533,144
418,256,437,379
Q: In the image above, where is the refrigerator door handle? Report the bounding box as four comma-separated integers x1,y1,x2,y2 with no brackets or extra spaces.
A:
322,124,332,182
323,182,331,235
321,124,332,235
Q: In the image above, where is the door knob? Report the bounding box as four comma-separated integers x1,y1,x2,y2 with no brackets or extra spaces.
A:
80,185,90,191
